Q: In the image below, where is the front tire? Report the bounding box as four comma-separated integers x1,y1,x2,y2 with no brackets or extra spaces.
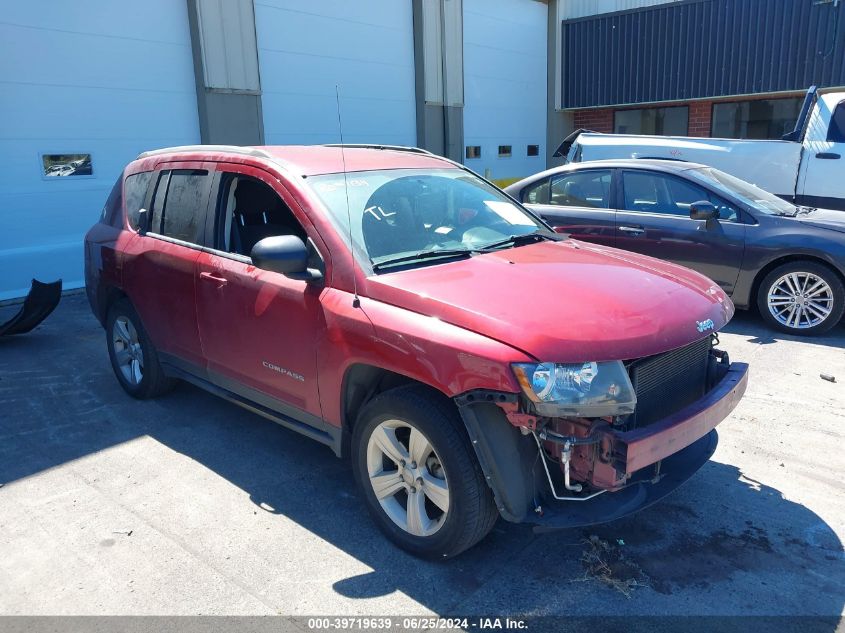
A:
756,261,845,335
352,385,498,559
106,299,176,399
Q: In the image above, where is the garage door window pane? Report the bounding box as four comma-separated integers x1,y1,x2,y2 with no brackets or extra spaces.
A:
550,171,612,208
712,97,804,139
614,107,688,135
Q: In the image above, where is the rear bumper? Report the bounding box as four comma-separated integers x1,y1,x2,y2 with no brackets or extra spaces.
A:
530,361,748,530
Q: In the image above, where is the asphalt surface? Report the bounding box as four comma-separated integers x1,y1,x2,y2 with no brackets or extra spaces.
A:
0,293,843,619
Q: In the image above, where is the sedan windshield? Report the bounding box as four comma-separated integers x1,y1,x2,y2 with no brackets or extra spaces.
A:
307,168,549,271
688,166,797,215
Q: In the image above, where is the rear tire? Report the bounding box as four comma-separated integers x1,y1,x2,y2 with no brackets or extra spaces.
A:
106,299,176,399
351,385,498,559
756,261,844,335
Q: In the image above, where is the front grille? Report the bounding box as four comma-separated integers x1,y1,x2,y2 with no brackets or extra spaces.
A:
627,337,711,428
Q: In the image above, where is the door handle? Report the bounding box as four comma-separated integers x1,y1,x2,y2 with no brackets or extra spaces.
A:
200,271,228,286
815,152,841,159
618,225,645,236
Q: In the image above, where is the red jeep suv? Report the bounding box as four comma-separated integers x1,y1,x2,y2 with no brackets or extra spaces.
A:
85,144,748,558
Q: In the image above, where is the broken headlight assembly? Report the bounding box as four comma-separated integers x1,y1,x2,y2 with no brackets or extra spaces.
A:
511,360,637,418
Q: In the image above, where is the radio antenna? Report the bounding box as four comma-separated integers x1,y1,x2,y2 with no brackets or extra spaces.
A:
335,84,359,308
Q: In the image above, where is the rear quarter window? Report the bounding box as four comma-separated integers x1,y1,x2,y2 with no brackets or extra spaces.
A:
125,171,153,230
101,177,122,226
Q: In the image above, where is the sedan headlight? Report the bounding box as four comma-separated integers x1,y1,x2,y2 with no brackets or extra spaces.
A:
512,361,637,418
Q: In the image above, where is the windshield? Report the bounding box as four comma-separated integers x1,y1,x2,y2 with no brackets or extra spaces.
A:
307,168,548,270
688,167,796,215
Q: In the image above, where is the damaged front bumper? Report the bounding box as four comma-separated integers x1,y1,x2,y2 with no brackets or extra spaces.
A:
532,429,718,532
457,362,749,530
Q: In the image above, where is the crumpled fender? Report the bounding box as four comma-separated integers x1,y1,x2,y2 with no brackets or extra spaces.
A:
0,279,62,337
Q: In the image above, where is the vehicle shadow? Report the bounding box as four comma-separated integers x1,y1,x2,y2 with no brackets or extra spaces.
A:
1,296,843,617
723,309,845,349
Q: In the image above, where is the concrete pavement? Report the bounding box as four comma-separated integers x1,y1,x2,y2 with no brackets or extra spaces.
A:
0,294,843,618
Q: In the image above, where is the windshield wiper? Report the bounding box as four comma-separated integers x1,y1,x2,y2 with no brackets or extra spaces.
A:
371,248,476,272
477,231,559,252
370,233,559,271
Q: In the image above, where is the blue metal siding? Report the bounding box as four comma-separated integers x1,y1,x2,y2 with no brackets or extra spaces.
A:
561,0,845,109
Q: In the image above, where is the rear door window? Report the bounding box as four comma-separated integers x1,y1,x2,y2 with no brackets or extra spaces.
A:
521,178,550,204
148,169,210,244
148,171,170,235
160,170,210,243
549,170,612,208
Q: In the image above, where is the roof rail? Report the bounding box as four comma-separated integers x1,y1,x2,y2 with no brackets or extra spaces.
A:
137,145,273,160
322,144,435,156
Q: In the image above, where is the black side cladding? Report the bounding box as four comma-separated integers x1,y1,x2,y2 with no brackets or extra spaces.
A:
627,337,711,429
0,279,62,337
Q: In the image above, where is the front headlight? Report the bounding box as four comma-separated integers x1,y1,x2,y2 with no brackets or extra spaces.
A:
512,360,637,418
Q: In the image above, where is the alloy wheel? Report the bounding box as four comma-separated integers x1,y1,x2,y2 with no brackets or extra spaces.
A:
112,316,144,385
767,272,834,330
366,419,450,537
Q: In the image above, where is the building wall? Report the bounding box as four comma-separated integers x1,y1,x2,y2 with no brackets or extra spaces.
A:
463,0,547,183
0,2,200,301
559,0,679,20
571,92,805,139
561,0,845,109
687,101,712,137
254,1,417,146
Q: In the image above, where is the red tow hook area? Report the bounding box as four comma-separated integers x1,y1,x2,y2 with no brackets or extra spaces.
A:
607,362,749,475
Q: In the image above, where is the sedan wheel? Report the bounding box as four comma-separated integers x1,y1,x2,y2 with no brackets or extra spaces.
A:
366,420,450,537
767,272,834,330
757,262,845,335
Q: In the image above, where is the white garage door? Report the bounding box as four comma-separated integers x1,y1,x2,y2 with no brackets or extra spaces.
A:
255,1,417,146
0,1,200,301
463,0,547,183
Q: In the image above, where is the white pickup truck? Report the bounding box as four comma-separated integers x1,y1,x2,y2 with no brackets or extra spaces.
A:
556,87,845,211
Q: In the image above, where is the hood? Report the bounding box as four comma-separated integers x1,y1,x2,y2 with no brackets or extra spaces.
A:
796,208,845,234
363,240,733,362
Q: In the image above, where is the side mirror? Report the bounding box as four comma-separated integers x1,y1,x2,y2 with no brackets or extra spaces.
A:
250,235,323,281
690,200,719,221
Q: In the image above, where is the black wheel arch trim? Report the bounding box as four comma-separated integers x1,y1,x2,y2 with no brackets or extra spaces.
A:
455,395,540,523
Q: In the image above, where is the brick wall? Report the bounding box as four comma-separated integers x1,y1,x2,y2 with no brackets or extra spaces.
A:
687,101,712,137
569,92,802,138
572,108,613,133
